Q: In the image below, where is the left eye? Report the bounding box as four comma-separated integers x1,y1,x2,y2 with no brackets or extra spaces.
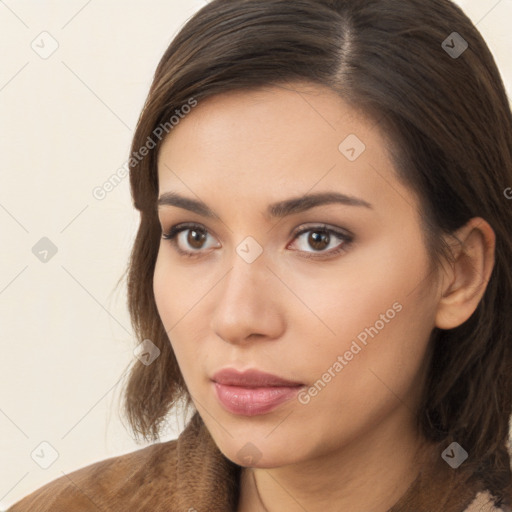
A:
162,223,353,259
290,226,352,257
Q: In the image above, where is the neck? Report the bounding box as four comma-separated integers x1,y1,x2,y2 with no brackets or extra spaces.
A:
237,407,433,512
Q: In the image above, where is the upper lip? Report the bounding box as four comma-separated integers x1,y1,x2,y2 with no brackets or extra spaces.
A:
212,368,304,388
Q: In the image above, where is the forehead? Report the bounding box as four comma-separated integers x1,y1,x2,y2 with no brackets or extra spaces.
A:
158,82,376,167
156,82,416,218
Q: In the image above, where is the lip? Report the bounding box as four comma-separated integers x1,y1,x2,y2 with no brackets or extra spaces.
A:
211,369,305,416
211,368,304,387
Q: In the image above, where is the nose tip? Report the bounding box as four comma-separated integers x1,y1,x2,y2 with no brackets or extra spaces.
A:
210,254,285,346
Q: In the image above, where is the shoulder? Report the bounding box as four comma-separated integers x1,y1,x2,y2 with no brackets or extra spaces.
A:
7,439,178,512
7,413,241,512
464,490,512,512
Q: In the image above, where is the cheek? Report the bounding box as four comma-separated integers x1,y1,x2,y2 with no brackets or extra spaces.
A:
153,248,202,326
153,251,172,323
153,250,212,380
286,236,428,351
291,294,432,445
153,251,190,357
291,232,434,394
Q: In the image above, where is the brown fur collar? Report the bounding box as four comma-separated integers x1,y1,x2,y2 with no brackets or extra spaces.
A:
7,412,508,511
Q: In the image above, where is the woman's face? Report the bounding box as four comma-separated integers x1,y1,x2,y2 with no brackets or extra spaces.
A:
154,82,441,468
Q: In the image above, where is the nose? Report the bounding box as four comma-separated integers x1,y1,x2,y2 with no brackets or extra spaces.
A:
210,249,285,346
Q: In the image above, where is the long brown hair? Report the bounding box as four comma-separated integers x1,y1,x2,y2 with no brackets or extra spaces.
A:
119,0,512,503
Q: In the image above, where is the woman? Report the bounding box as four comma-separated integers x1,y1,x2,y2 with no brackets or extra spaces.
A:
8,0,512,510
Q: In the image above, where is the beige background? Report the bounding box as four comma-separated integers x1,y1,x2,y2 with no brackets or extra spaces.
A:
1,0,511,508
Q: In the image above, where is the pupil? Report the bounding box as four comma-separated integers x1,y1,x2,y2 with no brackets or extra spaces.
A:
189,229,205,248
310,231,329,250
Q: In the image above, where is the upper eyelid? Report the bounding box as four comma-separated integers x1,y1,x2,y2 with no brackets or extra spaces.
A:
161,221,351,235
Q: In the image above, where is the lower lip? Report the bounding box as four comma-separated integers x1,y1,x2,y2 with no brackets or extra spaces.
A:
213,382,303,416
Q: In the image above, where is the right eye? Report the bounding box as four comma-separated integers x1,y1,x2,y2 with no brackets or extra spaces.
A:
162,222,220,258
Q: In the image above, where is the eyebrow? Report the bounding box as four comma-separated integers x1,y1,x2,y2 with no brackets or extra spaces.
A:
157,191,372,219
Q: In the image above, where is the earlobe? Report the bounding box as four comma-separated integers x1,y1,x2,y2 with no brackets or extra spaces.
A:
435,217,496,330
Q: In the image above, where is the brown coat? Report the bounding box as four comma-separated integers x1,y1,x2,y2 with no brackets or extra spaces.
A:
6,412,510,512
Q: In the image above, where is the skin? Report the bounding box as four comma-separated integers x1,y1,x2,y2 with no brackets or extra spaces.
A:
153,82,495,512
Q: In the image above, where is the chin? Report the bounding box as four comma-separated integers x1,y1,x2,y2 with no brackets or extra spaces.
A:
214,434,306,469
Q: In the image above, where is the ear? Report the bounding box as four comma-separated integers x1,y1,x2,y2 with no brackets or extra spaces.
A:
435,217,496,330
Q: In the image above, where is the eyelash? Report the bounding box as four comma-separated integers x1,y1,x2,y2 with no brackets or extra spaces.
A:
161,222,354,260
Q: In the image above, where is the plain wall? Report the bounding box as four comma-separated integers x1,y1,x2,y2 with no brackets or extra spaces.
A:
1,0,511,508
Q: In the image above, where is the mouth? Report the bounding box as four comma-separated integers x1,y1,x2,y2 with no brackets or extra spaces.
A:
211,368,305,416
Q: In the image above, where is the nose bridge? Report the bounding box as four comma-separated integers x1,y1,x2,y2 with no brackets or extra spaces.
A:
210,240,282,342
217,226,266,287
221,241,270,307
